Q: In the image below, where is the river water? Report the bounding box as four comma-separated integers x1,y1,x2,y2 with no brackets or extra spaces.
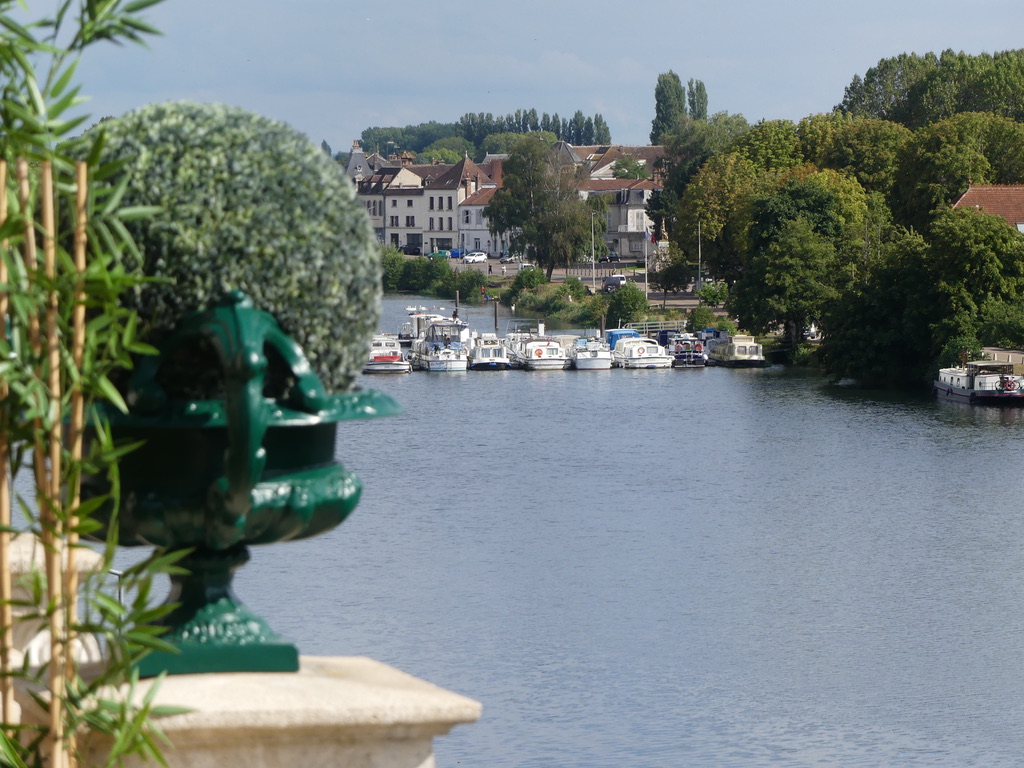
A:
229,296,1024,767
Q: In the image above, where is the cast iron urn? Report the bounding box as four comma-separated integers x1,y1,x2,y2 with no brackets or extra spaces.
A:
87,291,398,676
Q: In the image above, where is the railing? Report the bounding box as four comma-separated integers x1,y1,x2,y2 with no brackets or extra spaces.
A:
624,320,688,335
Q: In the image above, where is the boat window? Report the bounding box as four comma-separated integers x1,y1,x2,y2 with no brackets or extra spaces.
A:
737,346,747,354
750,346,760,354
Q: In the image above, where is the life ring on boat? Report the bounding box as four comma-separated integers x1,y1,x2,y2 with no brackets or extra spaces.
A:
637,346,645,355
534,348,543,357
1007,379,1019,391
675,344,683,352
695,343,703,352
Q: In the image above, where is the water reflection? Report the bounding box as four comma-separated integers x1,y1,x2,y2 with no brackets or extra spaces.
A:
236,297,1024,768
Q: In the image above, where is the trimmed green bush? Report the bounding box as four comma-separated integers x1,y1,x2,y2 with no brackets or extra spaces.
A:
80,101,380,393
607,282,648,327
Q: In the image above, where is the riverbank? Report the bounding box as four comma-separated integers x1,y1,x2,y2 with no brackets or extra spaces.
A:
447,255,702,310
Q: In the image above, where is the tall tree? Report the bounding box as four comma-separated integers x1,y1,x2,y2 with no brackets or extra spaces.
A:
484,137,593,278
594,113,612,143
687,78,708,120
651,70,687,144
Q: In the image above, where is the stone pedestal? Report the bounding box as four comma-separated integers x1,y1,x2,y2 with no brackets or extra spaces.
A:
81,655,482,768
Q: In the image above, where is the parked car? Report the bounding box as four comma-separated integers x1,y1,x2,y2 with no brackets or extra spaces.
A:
399,243,421,255
599,252,621,263
602,274,627,293
427,250,451,260
449,248,465,259
462,251,488,263
499,253,517,264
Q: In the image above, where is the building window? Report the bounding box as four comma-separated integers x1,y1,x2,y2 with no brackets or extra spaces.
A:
448,217,453,231
391,199,397,207
429,218,434,231
447,197,452,210
407,199,413,207
463,210,471,224
406,216,415,227
429,197,435,210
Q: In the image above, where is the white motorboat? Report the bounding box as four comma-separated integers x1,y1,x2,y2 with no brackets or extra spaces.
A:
504,332,570,371
570,337,612,370
409,317,469,372
468,333,512,371
611,337,672,369
705,333,766,367
363,334,411,374
934,360,1024,404
397,310,448,348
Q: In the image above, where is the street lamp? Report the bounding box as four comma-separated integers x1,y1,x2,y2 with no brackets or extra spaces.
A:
590,211,596,294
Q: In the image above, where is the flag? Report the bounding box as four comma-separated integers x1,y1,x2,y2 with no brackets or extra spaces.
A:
645,226,656,244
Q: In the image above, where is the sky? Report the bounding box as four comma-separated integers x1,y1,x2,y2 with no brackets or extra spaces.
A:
70,0,1024,153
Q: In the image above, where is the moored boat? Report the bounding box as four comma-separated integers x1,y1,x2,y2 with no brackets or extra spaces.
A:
570,336,613,370
934,360,1024,404
705,333,766,368
468,333,512,370
409,316,469,372
363,334,411,374
504,331,570,370
611,336,672,369
658,330,707,368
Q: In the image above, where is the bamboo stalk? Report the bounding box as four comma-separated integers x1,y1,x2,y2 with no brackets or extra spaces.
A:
60,163,88,768
17,162,46,500
39,161,68,768
0,159,13,731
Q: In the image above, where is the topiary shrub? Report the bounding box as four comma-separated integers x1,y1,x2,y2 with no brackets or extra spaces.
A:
79,101,380,394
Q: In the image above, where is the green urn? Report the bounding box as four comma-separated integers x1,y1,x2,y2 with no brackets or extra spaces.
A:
87,291,398,676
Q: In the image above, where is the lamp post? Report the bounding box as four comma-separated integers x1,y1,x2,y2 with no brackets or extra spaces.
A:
697,219,702,289
590,211,596,293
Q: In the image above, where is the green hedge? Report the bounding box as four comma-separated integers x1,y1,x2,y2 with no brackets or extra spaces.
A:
80,101,380,393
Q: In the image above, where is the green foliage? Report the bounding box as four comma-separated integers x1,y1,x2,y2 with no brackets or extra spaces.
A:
78,101,381,394
890,112,1024,231
651,248,692,294
396,255,451,293
611,155,650,180
688,79,708,121
561,276,588,302
416,146,461,164
837,49,1024,128
660,111,751,195
651,70,687,144
481,131,557,157
696,282,728,306
727,119,802,173
607,282,648,327
687,305,718,332
732,217,840,339
381,246,406,291
508,264,548,296
937,334,984,368
978,298,1024,348
485,137,593,277
0,1,191,764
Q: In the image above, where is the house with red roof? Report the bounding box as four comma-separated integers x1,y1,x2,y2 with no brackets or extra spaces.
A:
951,185,1024,233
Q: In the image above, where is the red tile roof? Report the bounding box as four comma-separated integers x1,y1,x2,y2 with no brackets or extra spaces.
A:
952,185,1024,229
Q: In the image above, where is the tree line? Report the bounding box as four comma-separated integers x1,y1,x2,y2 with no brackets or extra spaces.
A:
353,107,612,166
647,50,1024,388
